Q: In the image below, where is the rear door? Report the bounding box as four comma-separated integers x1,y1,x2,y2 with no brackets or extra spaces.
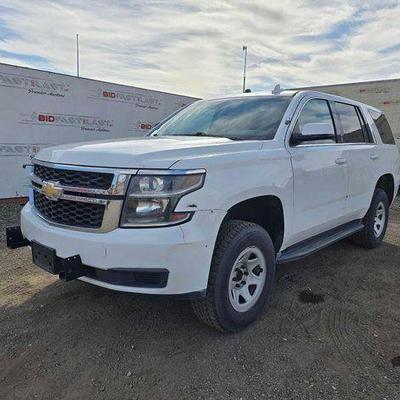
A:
287,98,349,245
364,109,400,204
331,102,377,220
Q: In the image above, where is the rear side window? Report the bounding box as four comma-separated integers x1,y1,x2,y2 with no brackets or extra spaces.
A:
368,110,395,144
334,102,366,143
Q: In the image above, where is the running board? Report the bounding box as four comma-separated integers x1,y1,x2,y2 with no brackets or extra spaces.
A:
276,220,364,264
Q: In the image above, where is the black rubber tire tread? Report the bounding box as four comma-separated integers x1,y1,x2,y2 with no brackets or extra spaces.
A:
351,188,389,249
191,219,275,332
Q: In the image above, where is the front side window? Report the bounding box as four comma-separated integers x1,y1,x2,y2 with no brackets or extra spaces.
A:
368,110,395,145
150,96,292,141
293,99,336,143
334,103,366,143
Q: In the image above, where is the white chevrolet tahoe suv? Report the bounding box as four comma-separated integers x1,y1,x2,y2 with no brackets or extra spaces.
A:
7,90,400,332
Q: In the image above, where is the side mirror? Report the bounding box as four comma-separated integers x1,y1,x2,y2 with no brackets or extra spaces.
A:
302,122,333,136
291,122,335,145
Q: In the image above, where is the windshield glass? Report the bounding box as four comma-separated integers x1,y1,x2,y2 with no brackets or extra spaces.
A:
151,96,292,140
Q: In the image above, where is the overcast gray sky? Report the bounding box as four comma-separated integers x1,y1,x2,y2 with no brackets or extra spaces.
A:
0,1,399,98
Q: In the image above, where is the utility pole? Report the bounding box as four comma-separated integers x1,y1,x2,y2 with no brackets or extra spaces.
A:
76,34,80,77
242,45,248,93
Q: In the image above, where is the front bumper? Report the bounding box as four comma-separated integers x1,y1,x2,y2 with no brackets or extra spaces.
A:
20,204,225,296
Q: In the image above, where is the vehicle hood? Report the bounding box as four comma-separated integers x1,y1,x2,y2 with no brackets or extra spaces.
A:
35,136,261,169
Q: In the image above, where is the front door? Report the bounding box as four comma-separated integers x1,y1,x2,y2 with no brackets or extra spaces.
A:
287,98,348,245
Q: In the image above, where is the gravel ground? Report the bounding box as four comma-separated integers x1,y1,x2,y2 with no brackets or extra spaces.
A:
0,199,399,400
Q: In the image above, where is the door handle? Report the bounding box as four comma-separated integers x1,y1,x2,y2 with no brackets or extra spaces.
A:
370,154,379,160
335,157,347,165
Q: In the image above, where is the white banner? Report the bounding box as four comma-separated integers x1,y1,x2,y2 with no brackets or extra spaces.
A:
0,63,198,199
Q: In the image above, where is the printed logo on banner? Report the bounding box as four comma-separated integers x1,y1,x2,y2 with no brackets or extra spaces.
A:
89,88,162,110
139,122,153,130
0,143,51,157
359,87,391,94
19,112,114,133
382,100,400,105
126,100,194,135
127,120,157,134
0,71,69,97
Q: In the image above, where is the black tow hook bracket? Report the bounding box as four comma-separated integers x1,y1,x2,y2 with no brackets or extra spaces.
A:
31,241,85,282
58,255,85,282
6,226,30,249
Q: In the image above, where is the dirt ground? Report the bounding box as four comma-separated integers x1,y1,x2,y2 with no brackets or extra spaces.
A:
0,199,399,400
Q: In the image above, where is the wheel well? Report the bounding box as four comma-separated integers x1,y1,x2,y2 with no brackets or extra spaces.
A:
376,174,395,204
225,196,284,252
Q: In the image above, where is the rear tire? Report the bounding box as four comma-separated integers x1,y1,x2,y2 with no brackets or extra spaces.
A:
191,220,275,332
351,188,389,249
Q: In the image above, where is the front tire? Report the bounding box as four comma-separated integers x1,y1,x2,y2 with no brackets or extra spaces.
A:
191,220,275,332
351,188,389,249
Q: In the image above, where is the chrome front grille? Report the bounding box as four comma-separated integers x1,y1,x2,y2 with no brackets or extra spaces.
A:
34,164,114,190
31,160,135,232
34,191,105,229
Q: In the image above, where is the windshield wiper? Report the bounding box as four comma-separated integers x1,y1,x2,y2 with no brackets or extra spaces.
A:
173,132,220,138
193,131,218,137
174,132,242,140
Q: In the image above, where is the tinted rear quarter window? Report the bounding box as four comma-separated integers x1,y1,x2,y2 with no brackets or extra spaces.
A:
334,102,366,143
368,110,395,144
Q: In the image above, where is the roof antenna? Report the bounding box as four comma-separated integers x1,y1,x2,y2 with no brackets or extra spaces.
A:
272,84,282,94
244,88,252,93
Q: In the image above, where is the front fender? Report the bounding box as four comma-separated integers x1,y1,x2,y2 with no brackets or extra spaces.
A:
173,146,294,248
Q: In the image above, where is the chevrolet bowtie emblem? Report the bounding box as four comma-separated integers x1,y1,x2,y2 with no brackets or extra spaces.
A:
41,181,63,201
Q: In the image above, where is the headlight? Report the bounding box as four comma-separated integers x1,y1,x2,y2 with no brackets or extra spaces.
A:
120,170,205,227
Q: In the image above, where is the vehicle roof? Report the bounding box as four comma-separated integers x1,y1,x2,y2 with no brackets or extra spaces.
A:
205,90,298,101
295,90,383,113
204,90,384,114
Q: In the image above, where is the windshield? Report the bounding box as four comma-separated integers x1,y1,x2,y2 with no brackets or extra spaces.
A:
150,96,292,140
